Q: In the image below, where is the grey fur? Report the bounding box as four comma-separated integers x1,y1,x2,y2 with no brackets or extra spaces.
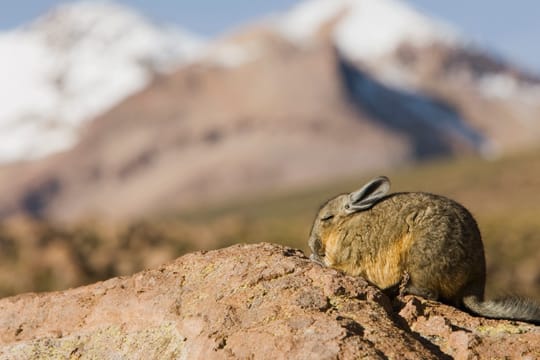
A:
347,176,391,213
309,176,540,324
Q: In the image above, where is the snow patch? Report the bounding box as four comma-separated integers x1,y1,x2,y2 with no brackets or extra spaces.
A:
276,0,345,44
476,73,540,105
0,1,204,163
479,74,519,99
334,0,458,59
276,0,460,60
478,73,540,102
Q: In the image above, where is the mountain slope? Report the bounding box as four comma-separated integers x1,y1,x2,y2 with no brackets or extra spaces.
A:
275,0,540,154
1,0,540,221
0,1,203,163
3,39,409,220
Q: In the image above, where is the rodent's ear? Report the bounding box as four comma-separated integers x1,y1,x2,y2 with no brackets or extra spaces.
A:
346,176,390,213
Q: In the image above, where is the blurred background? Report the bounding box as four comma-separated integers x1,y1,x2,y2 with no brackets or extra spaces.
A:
0,0,539,302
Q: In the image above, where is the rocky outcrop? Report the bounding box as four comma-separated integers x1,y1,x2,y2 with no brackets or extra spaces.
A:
0,243,538,359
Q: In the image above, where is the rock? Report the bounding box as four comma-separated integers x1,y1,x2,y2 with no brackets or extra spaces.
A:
0,243,538,359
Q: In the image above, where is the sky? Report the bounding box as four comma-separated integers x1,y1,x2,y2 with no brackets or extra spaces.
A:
0,0,538,73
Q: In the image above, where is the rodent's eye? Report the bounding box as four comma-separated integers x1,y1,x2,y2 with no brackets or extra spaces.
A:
321,214,334,221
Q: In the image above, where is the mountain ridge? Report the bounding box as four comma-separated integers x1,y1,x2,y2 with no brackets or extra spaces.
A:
1,0,540,221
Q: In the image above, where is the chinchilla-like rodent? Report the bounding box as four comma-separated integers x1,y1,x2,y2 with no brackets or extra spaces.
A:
309,176,540,323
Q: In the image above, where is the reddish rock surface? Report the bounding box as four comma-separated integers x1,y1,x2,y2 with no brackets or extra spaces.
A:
0,243,538,359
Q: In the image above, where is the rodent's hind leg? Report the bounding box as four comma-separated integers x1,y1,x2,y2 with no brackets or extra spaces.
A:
404,284,438,300
399,271,439,300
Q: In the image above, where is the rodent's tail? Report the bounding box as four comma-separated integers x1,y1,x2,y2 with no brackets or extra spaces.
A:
463,294,540,324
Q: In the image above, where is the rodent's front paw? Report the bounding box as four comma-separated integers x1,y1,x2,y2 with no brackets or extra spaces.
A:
309,253,325,267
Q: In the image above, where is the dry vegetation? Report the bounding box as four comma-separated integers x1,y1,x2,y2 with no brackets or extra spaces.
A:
1,148,539,301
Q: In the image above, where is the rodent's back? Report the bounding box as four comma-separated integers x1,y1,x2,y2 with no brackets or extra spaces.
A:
321,192,486,303
310,176,540,323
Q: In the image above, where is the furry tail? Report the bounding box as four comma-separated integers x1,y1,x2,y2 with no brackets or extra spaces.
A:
463,294,540,324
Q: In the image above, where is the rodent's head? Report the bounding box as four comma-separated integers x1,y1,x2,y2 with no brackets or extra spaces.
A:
308,176,390,265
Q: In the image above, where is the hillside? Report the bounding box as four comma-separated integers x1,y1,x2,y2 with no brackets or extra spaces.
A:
1,148,539,302
1,0,540,221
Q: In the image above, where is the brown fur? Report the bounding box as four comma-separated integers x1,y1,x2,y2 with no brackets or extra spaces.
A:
309,177,540,323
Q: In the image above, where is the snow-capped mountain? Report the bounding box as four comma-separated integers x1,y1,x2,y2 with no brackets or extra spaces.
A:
274,0,540,152
274,0,540,97
3,0,537,165
0,1,203,163
1,0,540,221
276,0,459,60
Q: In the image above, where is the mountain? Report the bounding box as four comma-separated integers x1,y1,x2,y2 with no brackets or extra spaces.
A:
275,0,540,154
0,1,203,163
277,0,458,61
1,0,540,221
